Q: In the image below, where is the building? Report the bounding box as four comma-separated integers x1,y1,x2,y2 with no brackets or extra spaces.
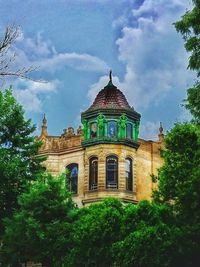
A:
38,72,164,206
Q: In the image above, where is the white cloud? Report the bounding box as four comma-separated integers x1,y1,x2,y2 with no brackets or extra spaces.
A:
10,32,109,113
13,33,109,74
36,52,109,73
89,0,194,112
13,79,59,112
116,0,194,109
25,32,53,58
140,120,160,140
86,0,195,140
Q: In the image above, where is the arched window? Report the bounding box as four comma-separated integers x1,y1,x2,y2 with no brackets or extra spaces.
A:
89,157,98,190
107,121,118,138
90,122,97,138
66,163,78,194
126,123,132,139
125,158,132,191
106,156,118,189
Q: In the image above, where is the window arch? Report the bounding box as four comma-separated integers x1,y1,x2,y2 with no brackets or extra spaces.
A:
125,158,132,191
106,155,118,189
89,157,98,190
66,163,78,194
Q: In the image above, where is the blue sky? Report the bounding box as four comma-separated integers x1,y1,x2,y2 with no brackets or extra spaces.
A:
0,0,194,140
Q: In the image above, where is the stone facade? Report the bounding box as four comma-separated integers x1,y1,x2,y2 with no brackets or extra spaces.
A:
38,122,164,206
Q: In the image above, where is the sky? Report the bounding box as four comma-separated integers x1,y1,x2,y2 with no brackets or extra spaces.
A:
0,0,195,140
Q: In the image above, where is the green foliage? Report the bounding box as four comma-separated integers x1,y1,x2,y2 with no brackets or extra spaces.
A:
174,1,200,122
113,223,181,267
2,173,75,267
174,1,200,75
66,198,123,267
0,88,45,235
185,82,200,123
154,123,200,221
152,121,200,265
113,201,178,267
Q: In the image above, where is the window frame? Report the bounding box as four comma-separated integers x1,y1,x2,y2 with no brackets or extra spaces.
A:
90,121,98,138
126,122,133,139
66,163,78,194
125,157,133,191
107,120,118,138
89,157,98,190
106,155,118,189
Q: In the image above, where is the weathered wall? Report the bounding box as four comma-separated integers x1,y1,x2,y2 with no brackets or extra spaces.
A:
136,139,163,201
39,133,163,206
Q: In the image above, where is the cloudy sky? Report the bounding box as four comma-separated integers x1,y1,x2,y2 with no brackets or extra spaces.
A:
0,0,194,140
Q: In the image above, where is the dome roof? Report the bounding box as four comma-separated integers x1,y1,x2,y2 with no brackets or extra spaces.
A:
87,81,132,112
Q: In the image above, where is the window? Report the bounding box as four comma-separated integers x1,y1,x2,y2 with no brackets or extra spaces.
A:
90,122,97,138
89,157,98,190
108,121,117,138
108,121,118,138
66,163,78,194
125,158,132,191
126,123,132,139
106,156,118,189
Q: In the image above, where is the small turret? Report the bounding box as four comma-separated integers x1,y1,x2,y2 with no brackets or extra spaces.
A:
40,114,48,138
158,122,164,142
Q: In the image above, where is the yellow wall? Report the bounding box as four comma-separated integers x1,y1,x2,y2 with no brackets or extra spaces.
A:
38,134,163,206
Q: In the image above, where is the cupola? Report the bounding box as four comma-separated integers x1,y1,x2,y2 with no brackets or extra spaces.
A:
81,71,141,148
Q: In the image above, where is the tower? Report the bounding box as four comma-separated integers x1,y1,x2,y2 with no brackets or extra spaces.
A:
80,71,141,204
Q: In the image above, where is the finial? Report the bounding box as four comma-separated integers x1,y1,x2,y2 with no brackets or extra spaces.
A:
104,69,116,89
109,69,112,83
42,113,47,125
159,122,163,134
158,122,164,142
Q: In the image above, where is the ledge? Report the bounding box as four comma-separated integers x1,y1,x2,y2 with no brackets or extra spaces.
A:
82,137,140,149
82,189,137,205
82,197,138,205
81,108,141,121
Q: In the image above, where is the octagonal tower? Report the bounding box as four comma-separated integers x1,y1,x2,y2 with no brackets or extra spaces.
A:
80,71,141,204
81,71,141,149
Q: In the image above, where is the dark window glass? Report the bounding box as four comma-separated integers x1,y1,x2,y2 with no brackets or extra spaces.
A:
126,123,132,139
66,163,78,194
89,157,98,190
90,122,97,138
108,121,118,138
106,156,118,189
125,158,132,191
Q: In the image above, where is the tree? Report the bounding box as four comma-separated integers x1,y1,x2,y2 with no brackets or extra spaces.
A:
2,173,75,267
0,88,45,235
0,26,35,83
112,201,182,267
66,198,123,267
174,0,200,122
152,124,200,266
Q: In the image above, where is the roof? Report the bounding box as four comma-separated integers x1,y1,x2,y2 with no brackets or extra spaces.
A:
87,80,133,112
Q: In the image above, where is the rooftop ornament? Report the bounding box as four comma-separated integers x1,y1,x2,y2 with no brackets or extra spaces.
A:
158,122,164,142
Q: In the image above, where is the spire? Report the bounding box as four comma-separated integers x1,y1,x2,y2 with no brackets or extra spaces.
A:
43,113,47,126
158,122,164,142
105,69,116,88
109,69,112,83
40,113,48,137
